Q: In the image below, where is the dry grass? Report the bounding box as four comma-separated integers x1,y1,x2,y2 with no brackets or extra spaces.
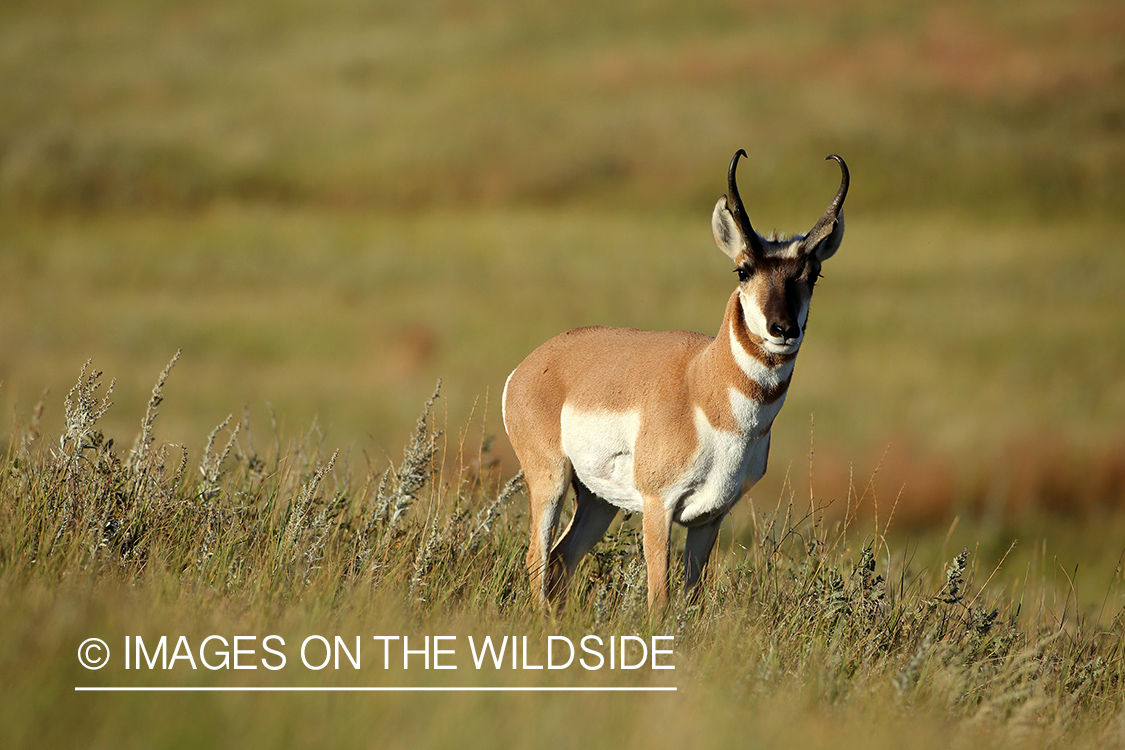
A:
2,361,1125,749
1,1,1124,745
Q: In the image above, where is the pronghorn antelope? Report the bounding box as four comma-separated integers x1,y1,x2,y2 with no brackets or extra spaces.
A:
503,150,848,610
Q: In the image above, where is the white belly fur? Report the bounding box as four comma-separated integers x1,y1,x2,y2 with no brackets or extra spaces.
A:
560,404,644,513
559,385,784,525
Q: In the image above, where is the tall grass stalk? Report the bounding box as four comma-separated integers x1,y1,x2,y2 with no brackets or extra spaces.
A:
1,360,1123,748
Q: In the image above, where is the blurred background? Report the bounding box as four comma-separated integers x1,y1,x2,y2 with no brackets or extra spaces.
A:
1,0,1123,529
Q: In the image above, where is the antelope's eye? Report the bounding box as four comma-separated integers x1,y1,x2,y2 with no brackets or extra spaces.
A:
735,267,751,283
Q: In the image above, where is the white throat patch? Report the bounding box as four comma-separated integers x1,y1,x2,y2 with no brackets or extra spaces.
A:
728,317,796,389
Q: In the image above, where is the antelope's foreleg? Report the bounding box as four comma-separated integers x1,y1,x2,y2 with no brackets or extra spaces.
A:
683,517,723,604
641,496,674,611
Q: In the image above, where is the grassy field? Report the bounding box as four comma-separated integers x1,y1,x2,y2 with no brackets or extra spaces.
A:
2,0,1125,747
2,376,1125,748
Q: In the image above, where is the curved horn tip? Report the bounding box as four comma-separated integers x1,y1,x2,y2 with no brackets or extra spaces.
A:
823,153,849,204
729,148,747,172
825,154,849,177
725,148,762,255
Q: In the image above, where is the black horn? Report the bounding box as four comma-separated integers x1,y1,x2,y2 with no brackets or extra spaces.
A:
802,154,849,250
727,149,765,257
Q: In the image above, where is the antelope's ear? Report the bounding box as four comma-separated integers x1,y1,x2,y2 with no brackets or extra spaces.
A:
712,196,747,263
807,210,844,263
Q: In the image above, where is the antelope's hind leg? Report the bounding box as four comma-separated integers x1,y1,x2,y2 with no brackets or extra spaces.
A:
523,456,572,608
546,478,619,605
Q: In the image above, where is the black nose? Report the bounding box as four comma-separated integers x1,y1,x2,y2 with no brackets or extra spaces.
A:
769,322,800,341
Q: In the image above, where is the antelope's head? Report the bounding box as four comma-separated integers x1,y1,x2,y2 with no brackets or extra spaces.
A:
711,150,848,356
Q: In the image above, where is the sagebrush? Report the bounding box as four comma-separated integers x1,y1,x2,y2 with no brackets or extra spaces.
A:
1,358,1124,749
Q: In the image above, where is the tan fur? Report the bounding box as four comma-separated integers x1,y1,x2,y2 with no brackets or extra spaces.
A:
504,151,847,611
505,291,791,609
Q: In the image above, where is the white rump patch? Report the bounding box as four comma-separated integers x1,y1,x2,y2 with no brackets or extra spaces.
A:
501,369,516,436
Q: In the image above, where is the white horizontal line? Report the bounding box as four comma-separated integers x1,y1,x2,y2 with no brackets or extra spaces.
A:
76,686,676,693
